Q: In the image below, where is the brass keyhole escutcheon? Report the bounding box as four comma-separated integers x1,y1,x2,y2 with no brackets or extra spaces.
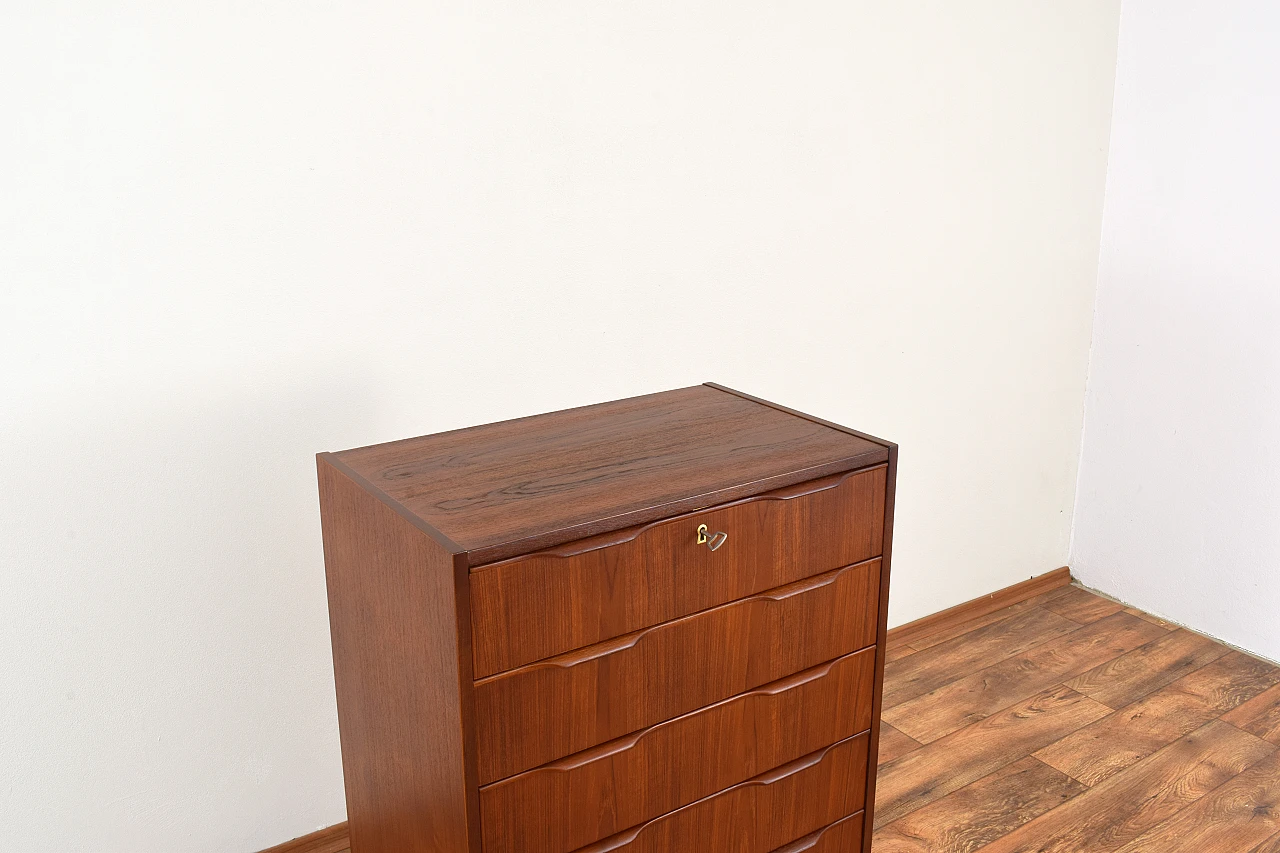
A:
697,523,728,551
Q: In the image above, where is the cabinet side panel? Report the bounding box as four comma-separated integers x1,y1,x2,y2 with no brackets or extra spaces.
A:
861,444,897,849
319,456,471,853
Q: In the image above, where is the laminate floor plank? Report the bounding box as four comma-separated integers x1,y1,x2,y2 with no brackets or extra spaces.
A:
883,613,1168,744
1111,749,1280,853
904,587,1075,652
1223,683,1280,746
973,720,1275,853
1124,607,1177,630
1039,587,1124,624
1035,651,1280,786
882,607,1080,709
873,686,1111,828
884,644,918,663
1251,831,1280,853
877,723,922,766
872,756,1084,853
1064,628,1230,709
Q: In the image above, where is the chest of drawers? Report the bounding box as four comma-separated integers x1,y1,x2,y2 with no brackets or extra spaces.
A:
318,383,896,853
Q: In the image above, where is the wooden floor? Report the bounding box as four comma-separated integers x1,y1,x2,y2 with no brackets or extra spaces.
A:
874,583,1280,852
319,584,1280,853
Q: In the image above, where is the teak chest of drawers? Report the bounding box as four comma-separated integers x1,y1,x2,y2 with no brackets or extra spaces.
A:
318,383,897,853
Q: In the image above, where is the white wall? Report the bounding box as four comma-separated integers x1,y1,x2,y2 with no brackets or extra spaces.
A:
1,3,1120,850
1073,0,1280,663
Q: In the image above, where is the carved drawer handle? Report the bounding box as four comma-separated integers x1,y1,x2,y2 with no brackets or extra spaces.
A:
696,523,728,551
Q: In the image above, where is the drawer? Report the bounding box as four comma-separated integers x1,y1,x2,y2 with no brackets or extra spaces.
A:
770,812,865,853
569,732,869,853
470,465,886,678
475,558,880,784
480,647,877,853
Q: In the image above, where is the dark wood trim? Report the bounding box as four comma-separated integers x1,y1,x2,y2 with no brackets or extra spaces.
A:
860,443,897,851
317,452,465,554
703,383,895,449
886,566,1073,649
451,545,483,850
256,822,348,853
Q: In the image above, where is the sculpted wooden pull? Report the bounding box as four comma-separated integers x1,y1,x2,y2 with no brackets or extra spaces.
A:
696,523,728,551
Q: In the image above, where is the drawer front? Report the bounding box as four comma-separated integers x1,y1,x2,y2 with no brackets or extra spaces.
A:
570,732,869,853
470,466,886,678
770,812,865,853
480,647,877,853
475,558,880,784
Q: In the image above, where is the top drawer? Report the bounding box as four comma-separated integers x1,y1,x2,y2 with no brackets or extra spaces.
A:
470,465,886,678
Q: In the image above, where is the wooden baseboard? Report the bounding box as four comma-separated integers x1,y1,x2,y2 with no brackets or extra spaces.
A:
258,822,349,853
259,568,1071,853
886,566,1072,648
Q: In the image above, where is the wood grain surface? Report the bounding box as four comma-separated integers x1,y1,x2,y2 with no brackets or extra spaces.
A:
885,568,1072,650
1222,683,1280,745
572,732,869,853
769,811,864,852
875,685,1112,827
883,612,1168,744
469,466,885,677
478,648,875,853
874,584,1280,853
1035,650,1280,786
334,384,888,564
474,559,880,783
872,757,1085,853
882,606,1080,709
1112,750,1280,852
977,721,1274,853
876,723,922,766
318,457,478,853
1039,586,1125,624
1063,628,1230,709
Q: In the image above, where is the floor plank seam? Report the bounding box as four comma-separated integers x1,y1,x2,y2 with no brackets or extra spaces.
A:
263,586,1280,853
875,586,1280,853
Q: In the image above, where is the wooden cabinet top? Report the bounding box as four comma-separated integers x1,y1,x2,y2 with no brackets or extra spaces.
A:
322,382,891,565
